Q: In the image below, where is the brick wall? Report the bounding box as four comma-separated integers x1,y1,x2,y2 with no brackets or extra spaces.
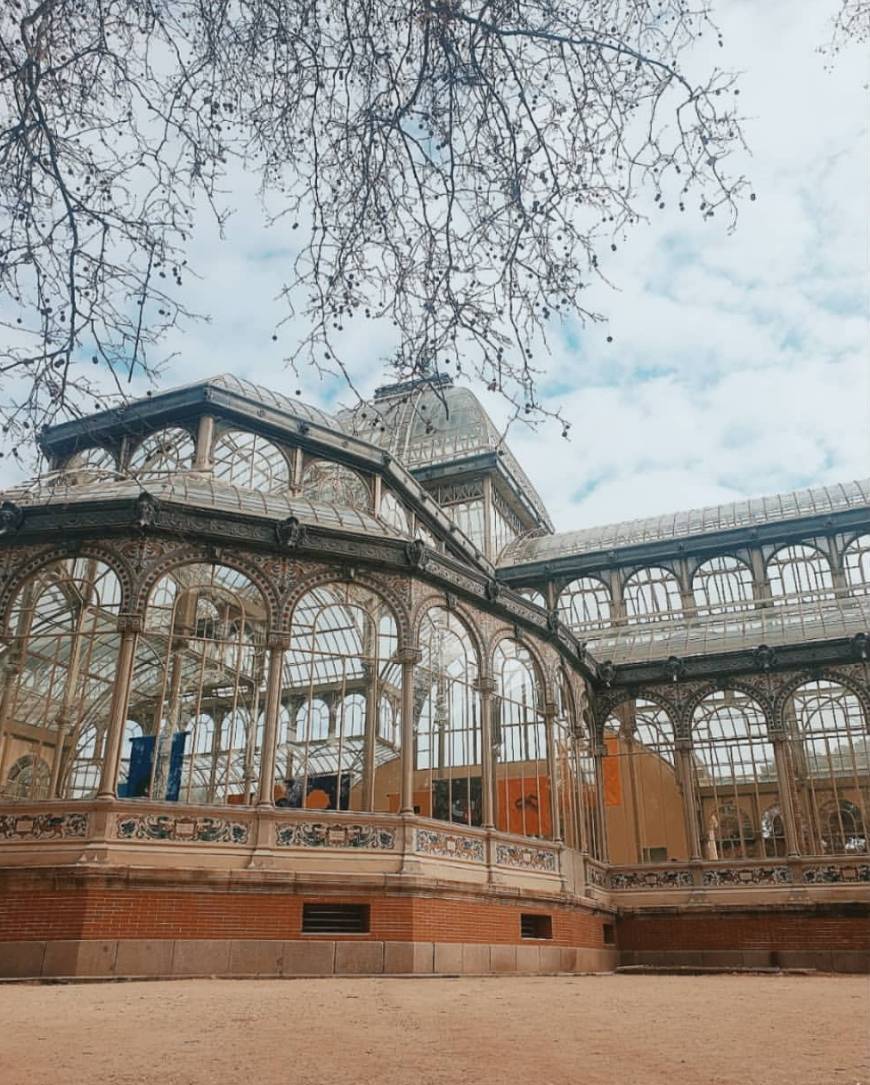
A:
617,906,870,953
0,878,607,948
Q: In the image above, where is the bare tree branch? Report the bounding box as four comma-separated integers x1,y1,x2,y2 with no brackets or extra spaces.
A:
0,0,750,445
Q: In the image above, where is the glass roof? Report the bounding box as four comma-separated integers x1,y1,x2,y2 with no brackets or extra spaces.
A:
338,379,553,529
3,472,407,538
586,590,870,665
205,374,342,430
500,479,870,566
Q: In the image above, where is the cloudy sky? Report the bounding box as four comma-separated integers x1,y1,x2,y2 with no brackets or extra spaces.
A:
11,0,867,535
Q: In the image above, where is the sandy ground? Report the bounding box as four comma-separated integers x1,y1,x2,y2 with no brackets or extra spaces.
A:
0,975,867,1085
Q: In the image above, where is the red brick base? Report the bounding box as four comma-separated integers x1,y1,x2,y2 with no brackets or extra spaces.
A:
618,904,870,973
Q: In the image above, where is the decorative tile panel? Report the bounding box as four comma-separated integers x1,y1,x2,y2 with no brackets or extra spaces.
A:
608,868,693,890
703,865,791,887
585,862,607,888
275,821,396,850
802,863,870,884
494,841,559,874
115,814,249,844
0,811,88,840
414,827,485,863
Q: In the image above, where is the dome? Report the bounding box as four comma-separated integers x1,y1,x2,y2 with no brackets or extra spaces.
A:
339,376,553,530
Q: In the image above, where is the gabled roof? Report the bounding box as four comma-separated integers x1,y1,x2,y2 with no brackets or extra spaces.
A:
500,479,870,566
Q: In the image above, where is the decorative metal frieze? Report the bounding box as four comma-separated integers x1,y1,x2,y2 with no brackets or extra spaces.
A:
274,821,396,850
608,867,693,890
0,811,88,840
115,813,249,844
494,841,559,873
414,827,486,863
802,863,870,884
702,865,792,887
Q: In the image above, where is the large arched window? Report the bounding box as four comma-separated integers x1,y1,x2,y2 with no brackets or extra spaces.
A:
623,567,683,624
129,427,195,477
692,556,755,614
493,640,550,839
843,535,870,595
604,698,684,864
0,558,122,801
415,608,481,826
124,563,268,805
787,679,868,855
212,429,291,492
559,577,612,630
691,689,777,860
300,461,370,510
767,544,834,604
280,583,399,811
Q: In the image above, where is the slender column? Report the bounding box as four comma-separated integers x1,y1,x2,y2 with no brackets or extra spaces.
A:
398,648,422,814
771,735,801,857
571,729,589,854
675,739,702,861
607,571,626,625
194,414,215,470
48,722,71,798
544,702,562,843
0,658,21,789
593,743,610,863
256,634,288,807
475,676,496,830
97,617,141,800
361,663,378,811
482,476,494,561
749,547,772,607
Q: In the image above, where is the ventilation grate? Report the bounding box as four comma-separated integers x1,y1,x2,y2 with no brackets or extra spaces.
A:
520,913,553,940
302,903,370,934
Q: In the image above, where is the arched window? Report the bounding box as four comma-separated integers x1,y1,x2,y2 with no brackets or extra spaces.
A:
342,693,366,738
692,556,755,614
300,461,370,510
559,577,612,630
707,803,755,860
604,698,684,864
761,805,787,857
129,427,195,477
212,429,291,492
379,489,410,535
623,567,683,624
126,563,268,805
4,755,50,800
788,679,869,855
843,535,870,595
281,583,399,811
767,544,834,604
65,446,117,478
416,608,481,826
493,640,551,839
0,558,122,801
692,689,777,860
818,800,866,855
295,700,330,742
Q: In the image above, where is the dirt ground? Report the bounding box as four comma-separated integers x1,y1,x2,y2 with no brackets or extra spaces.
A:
0,974,866,1085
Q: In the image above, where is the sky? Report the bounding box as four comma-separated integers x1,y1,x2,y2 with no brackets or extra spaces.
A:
6,0,868,535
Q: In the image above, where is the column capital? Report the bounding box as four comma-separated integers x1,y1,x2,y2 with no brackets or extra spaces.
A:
473,676,496,695
395,647,422,666
593,743,608,757
116,614,144,635
266,632,291,652
674,738,693,753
